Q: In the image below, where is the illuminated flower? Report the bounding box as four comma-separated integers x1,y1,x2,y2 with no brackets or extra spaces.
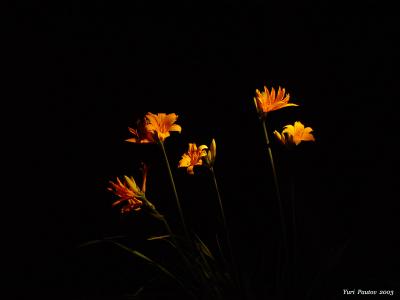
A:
126,118,156,144
254,86,298,116
273,121,315,146
145,113,182,142
204,138,216,168
178,143,208,175
108,166,148,214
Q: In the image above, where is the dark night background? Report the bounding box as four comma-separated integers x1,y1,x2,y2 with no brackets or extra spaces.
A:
7,0,399,299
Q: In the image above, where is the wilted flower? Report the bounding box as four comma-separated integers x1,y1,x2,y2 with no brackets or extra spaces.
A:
145,112,182,142
273,121,315,146
204,139,216,168
178,143,208,175
108,166,148,214
126,118,156,144
254,86,298,116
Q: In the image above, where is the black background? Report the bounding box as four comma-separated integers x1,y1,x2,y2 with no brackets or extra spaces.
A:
7,0,399,299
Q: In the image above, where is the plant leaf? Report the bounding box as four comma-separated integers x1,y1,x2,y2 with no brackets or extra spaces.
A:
147,235,171,241
76,239,104,249
108,241,195,297
194,234,215,260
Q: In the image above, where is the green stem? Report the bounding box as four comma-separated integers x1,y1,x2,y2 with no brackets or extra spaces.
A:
290,178,297,296
110,240,197,299
210,167,243,298
160,213,174,239
142,197,175,241
210,167,229,244
147,201,202,295
159,141,190,241
286,151,298,298
261,118,289,298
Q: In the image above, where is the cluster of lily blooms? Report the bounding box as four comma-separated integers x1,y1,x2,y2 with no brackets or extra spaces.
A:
108,86,315,214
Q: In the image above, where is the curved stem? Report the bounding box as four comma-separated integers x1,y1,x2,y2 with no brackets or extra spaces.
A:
143,197,176,241
159,141,190,240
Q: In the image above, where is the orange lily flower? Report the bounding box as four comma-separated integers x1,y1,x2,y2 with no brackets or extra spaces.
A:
108,166,148,214
126,118,156,144
273,121,315,146
145,113,182,142
178,143,208,175
254,86,298,116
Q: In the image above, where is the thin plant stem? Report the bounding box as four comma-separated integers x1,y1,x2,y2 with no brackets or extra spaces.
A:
210,167,243,298
286,151,298,297
290,178,297,296
159,141,190,240
261,118,289,298
210,167,230,249
159,213,174,239
147,202,203,296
